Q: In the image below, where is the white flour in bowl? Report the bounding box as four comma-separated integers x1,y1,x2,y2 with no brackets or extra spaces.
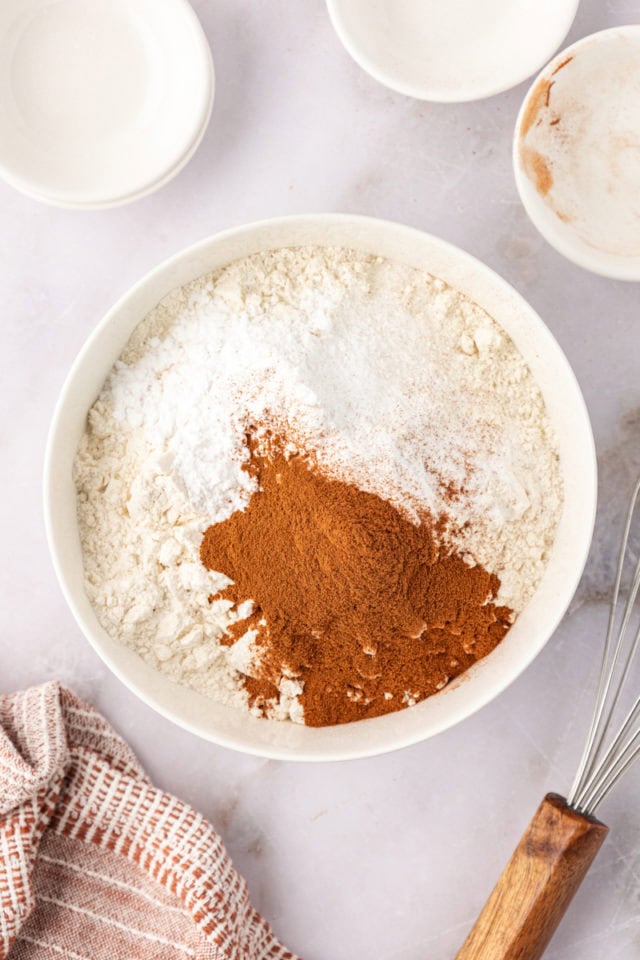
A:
74,246,563,721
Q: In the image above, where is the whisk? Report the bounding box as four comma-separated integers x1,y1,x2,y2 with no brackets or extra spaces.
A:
456,478,640,960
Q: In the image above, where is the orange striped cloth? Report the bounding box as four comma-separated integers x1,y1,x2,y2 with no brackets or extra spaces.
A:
0,682,298,960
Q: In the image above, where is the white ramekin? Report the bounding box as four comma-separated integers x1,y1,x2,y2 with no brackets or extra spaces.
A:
514,26,640,281
0,0,214,209
326,0,579,102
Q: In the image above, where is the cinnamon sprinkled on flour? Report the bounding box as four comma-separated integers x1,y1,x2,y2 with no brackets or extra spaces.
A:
201,436,512,726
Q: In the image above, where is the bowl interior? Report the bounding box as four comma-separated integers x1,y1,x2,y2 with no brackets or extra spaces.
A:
45,215,596,760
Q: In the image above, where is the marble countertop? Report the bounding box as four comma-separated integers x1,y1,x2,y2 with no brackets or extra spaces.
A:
2,1,640,957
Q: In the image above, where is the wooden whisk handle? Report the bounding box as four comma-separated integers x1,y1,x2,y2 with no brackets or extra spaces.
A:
455,793,608,960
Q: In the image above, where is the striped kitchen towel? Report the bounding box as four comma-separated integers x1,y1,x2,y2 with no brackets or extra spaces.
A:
0,682,298,960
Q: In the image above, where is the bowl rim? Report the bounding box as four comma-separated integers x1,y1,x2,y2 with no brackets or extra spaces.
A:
44,213,598,761
513,25,640,281
326,0,580,103
0,0,215,210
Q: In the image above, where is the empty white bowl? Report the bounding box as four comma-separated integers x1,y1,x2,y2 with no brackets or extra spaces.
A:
326,0,579,102
0,0,214,208
514,26,640,280
44,215,596,760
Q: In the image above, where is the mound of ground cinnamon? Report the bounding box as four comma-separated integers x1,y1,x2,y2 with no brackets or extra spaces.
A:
201,438,512,727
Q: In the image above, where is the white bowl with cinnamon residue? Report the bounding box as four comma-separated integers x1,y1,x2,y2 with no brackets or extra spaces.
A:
44,215,597,760
514,26,640,280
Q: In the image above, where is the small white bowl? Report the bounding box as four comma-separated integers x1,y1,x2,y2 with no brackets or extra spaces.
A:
326,0,579,102
0,0,214,209
514,26,640,280
44,215,596,761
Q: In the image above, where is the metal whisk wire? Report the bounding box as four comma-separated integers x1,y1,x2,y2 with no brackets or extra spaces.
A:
568,477,640,814
456,480,640,959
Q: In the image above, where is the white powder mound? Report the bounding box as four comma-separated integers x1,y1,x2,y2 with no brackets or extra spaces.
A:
75,246,563,719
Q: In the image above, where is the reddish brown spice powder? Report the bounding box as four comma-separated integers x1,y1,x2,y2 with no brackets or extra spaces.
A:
201,438,513,727
518,58,575,216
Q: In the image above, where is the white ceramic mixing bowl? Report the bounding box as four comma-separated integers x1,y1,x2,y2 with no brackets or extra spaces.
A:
44,215,596,761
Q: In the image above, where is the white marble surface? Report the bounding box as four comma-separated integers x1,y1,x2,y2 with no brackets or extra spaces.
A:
1,1,640,957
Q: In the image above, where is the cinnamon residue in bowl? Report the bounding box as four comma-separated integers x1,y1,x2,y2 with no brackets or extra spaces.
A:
201,437,513,727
